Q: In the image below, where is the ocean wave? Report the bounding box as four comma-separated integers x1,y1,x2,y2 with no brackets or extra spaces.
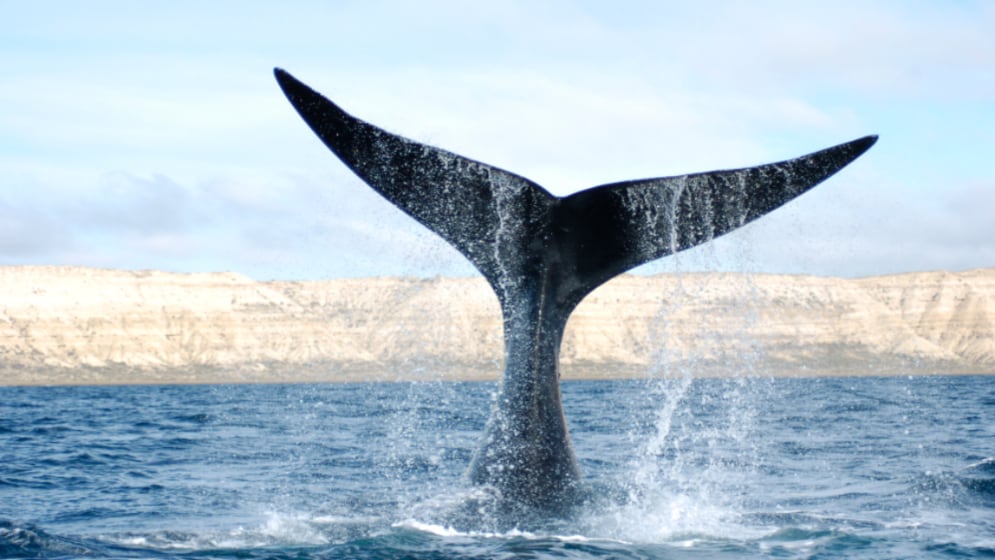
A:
0,519,96,558
911,458,995,505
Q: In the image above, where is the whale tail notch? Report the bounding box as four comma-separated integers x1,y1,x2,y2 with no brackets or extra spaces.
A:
274,67,876,314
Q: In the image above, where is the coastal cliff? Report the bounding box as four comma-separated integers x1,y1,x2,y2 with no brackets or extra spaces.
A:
1,266,992,385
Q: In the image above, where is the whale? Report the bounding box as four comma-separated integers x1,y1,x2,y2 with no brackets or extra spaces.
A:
274,68,876,518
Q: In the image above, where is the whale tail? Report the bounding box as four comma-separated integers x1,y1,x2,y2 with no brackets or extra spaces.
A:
274,67,876,516
274,68,875,314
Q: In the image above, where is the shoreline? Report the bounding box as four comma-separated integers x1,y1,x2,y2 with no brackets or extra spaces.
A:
2,363,991,388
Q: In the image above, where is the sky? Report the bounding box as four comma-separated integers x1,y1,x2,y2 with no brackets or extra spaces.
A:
1,1,993,281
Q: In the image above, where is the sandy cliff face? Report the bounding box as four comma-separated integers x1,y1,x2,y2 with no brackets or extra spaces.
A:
1,266,992,384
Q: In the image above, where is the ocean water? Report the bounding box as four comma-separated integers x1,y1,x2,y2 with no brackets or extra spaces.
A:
1,375,992,559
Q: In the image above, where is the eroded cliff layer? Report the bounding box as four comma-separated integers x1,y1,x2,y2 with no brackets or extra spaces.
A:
1,266,992,385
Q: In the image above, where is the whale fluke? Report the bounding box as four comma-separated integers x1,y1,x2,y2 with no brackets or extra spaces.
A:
274,67,876,516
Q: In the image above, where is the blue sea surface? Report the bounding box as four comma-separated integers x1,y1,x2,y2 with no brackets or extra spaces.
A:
1,375,993,559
